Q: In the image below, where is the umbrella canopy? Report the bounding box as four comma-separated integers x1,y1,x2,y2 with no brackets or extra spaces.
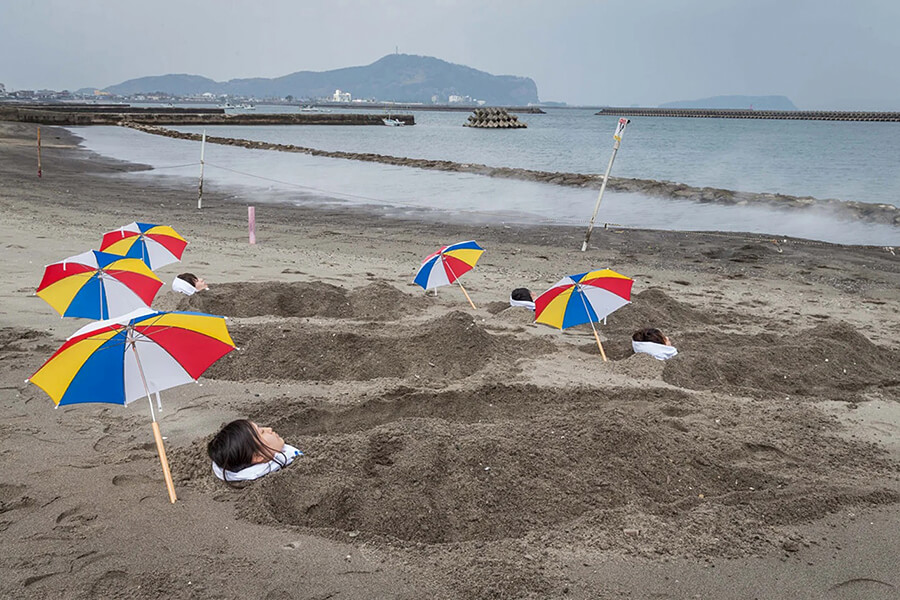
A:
28,308,236,407
100,222,187,270
413,240,484,291
535,269,633,329
36,250,163,320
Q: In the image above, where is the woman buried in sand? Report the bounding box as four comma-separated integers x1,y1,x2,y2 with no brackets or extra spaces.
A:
172,272,208,296
208,420,303,483
632,327,678,361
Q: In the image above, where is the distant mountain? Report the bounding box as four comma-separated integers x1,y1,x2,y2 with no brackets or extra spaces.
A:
659,95,798,110
105,54,539,105
107,74,222,96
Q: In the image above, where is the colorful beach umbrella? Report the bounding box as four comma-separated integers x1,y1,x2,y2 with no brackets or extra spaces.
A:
27,307,237,503
36,250,163,320
535,269,634,361
100,222,187,270
413,240,484,309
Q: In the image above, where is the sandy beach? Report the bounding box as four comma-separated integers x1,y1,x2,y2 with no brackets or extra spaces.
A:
1,121,899,599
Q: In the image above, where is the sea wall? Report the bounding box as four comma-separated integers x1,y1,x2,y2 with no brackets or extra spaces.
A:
0,105,414,126
124,123,900,227
597,107,900,122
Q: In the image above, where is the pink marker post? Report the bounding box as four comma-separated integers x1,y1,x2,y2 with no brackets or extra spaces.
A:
248,206,256,244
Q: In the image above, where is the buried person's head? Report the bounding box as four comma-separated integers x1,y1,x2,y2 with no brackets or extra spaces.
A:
510,287,537,310
173,272,208,295
631,328,678,360
207,419,301,482
632,327,670,346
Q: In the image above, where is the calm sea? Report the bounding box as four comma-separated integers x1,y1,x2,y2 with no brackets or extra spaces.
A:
70,106,900,245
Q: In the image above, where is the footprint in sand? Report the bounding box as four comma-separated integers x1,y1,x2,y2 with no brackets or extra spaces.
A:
825,577,895,599
111,474,157,487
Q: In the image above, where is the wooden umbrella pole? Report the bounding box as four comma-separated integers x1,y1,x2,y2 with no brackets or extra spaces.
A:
131,341,177,503
575,284,607,361
589,322,608,362
457,282,477,310
150,421,177,503
443,257,476,310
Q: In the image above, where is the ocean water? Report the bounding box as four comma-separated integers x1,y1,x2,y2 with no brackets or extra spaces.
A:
70,112,900,246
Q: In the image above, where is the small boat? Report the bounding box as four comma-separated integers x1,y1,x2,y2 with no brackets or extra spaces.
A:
239,104,256,110
383,118,405,127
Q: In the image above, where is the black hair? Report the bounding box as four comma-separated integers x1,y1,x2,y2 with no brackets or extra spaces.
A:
632,328,667,345
178,273,199,287
511,288,533,302
207,419,285,483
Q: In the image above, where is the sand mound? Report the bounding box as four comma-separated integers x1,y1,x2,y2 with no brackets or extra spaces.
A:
664,321,900,400
207,383,897,557
205,312,552,383
604,288,716,335
491,306,536,326
174,280,426,320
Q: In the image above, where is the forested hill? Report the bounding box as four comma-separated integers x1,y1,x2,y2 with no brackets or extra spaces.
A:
105,54,540,105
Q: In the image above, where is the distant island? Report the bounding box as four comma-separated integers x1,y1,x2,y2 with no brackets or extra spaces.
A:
101,54,539,106
659,95,798,110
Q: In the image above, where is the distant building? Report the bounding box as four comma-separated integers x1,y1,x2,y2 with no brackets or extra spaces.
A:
332,89,352,102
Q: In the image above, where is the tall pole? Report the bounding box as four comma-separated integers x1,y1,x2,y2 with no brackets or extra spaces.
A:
197,129,206,209
37,127,42,178
581,118,630,252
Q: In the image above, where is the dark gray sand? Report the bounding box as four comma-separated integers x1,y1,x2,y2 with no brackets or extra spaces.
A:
1,122,898,599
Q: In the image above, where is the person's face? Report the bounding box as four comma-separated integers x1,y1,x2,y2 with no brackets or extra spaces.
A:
663,336,672,346
194,277,208,291
530,291,537,301
251,423,284,462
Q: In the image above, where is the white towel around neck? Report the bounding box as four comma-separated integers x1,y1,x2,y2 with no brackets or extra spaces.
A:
632,340,679,361
509,296,536,310
212,444,303,482
172,276,197,296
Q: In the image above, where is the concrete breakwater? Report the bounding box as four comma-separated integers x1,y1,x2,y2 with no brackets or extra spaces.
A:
0,105,414,126
596,107,900,122
125,122,899,227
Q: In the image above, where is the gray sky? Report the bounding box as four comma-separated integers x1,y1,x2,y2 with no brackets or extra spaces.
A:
1,0,898,109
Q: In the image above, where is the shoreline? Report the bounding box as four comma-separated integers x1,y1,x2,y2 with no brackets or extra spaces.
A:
124,121,900,228
1,120,899,599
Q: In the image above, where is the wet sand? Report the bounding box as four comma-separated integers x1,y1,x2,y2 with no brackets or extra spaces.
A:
1,121,898,599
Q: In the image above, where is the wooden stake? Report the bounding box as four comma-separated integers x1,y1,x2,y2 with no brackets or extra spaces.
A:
457,282,477,310
37,127,42,178
151,421,177,503
582,118,629,252
248,206,256,244
197,130,206,209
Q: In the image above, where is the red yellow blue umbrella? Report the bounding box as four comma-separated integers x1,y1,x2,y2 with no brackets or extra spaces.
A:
413,240,484,309
36,250,163,320
100,222,187,270
535,269,633,361
27,308,237,503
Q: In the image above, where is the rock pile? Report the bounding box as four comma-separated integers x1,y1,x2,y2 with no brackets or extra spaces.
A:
464,107,527,128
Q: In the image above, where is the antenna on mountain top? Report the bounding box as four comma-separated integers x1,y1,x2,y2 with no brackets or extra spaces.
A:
395,46,399,54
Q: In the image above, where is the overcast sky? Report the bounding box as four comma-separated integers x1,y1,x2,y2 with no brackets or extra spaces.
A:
1,0,897,109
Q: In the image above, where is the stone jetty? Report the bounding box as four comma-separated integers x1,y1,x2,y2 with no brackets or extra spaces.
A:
596,107,900,122
464,108,527,128
0,103,414,126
